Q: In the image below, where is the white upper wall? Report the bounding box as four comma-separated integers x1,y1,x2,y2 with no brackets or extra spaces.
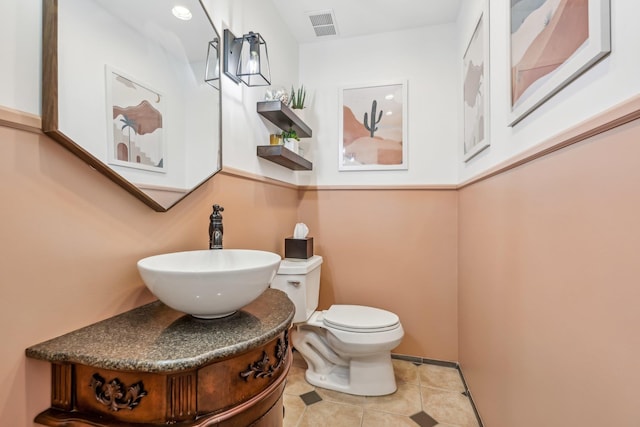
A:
458,0,640,182
0,0,302,185
298,24,460,186
5,0,639,187
207,0,301,184
0,0,41,114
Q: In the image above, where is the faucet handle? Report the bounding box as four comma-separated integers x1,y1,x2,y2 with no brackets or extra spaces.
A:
212,204,224,216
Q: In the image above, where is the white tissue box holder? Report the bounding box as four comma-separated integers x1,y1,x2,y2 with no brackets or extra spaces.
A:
285,237,313,259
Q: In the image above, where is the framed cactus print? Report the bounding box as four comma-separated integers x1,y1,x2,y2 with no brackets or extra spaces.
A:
339,81,408,171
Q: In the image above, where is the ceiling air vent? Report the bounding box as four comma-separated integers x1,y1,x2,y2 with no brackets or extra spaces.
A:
307,10,338,37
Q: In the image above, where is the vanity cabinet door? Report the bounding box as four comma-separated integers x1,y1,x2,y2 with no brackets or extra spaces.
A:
197,330,290,416
216,382,286,427
248,393,285,427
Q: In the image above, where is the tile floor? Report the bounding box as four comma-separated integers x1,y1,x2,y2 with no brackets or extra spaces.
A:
283,352,481,427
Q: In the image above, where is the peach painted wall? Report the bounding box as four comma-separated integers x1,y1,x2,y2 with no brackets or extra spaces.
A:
0,122,299,425
298,189,459,361
458,119,640,426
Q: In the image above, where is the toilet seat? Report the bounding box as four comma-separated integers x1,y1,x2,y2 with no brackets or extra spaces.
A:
322,305,400,333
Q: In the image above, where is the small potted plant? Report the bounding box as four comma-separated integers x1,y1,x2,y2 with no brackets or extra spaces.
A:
289,85,307,120
281,129,299,153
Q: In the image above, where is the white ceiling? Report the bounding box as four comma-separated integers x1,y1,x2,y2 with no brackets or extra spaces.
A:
270,0,462,43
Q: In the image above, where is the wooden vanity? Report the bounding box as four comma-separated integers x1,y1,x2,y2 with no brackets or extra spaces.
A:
26,289,294,426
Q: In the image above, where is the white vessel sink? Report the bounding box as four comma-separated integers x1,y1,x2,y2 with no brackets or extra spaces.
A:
137,249,282,319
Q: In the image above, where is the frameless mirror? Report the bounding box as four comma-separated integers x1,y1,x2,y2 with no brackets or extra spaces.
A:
43,0,222,211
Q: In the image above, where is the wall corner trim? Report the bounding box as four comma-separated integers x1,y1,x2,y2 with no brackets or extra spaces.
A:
5,92,639,193
460,94,640,189
220,167,300,190
299,184,458,191
0,105,42,134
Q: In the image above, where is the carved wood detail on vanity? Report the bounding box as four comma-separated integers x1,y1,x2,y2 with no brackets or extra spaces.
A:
89,374,147,412
27,289,295,427
196,330,290,417
51,363,73,411
36,330,291,426
74,364,168,424
167,371,197,422
240,330,289,381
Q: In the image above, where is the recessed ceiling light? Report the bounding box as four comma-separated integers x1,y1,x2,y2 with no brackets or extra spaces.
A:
172,5,192,21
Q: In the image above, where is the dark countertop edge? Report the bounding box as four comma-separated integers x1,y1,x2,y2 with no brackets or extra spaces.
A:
25,291,295,373
25,311,293,373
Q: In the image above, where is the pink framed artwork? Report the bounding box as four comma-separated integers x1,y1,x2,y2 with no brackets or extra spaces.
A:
106,66,166,173
510,0,610,125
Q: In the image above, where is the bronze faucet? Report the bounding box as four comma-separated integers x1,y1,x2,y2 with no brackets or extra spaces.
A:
209,204,224,249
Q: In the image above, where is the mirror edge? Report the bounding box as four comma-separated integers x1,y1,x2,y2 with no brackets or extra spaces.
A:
41,0,223,213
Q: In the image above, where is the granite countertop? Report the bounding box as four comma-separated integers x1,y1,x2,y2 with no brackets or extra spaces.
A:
26,289,294,373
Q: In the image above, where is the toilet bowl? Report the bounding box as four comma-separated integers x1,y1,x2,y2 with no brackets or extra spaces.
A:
270,255,404,396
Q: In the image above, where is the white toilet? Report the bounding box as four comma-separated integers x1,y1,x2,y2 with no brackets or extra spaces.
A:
270,255,404,396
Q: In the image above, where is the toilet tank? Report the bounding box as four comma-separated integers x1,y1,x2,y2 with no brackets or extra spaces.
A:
270,255,322,323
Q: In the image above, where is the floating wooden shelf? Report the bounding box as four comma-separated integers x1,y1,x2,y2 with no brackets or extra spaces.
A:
257,145,312,171
257,101,312,138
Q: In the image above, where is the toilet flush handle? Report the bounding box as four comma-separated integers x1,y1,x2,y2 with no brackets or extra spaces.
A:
287,280,301,287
